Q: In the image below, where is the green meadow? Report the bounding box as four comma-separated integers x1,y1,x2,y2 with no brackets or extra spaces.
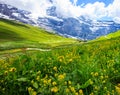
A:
0,19,120,95
0,18,77,51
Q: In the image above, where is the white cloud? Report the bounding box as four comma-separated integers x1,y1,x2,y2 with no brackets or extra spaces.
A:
113,17,120,24
73,0,78,6
52,0,80,18
0,0,52,18
0,0,120,23
107,0,120,17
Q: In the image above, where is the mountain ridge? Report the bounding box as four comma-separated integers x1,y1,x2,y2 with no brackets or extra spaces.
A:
0,3,120,40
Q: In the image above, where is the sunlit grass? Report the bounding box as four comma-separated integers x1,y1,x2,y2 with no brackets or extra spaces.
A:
0,36,120,95
0,18,78,51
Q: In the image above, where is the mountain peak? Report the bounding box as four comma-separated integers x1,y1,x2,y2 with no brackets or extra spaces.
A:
0,3,120,40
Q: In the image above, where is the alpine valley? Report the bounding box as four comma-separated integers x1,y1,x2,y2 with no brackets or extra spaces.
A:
0,3,120,40
1,1,120,95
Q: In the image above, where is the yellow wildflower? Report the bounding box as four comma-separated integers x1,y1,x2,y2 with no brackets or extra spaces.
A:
69,59,73,62
53,66,57,71
51,86,58,93
104,87,107,90
94,72,98,77
70,86,75,93
9,67,16,72
66,88,70,93
58,74,65,81
79,89,84,95
64,81,67,85
102,80,106,84
91,72,94,76
68,81,72,85
115,86,120,94
4,71,8,75
37,71,41,75
106,91,110,95
48,79,52,84
52,82,57,86
118,83,120,87
28,87,32,92
36,76,40,81
100,76,104,79
58,56,64,62
43,79,47,84
105,75,109,79
75,92,79,95
54,73,58,77
89,79,93,85
31,80,34,84
94,86,99,91
32,91,37,95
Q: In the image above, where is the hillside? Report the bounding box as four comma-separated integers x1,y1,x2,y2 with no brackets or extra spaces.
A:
0,18,77,50
0,29,120,94
91,30,120,42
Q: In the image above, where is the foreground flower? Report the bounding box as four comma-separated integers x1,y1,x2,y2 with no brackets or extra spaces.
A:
32,91,37,95
51,86,59,93
115,86,120,94
28,87,32,92
66,88,70,93
4,71,8,75
52,81,57,86
58,73,66,81
53,66,57,71
79,89,84,95
70,86,75,93
9,67,16,72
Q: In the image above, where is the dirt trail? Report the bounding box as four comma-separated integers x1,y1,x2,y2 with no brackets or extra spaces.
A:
0,48,51,60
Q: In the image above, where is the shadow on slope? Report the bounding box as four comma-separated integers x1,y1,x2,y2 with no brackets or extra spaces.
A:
0,27,25,41
0,18,29,28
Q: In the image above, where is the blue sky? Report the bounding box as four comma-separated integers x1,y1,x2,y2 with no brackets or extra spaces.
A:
70,0,113,6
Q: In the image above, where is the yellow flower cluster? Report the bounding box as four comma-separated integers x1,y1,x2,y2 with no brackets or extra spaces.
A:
115,83,120,94
58,73,66,81
9,67,16,72
52,81,57,86
58,56,64,62
28,87,37,95
79,89,84,95
51,86,58,93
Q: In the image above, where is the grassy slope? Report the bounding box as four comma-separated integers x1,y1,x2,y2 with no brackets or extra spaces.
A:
91,30,120,42
0,19,120,94
0,30,120,94
0,18,77,50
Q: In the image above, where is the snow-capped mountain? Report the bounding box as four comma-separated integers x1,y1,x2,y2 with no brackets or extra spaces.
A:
0,3,120,40
0,3,37,25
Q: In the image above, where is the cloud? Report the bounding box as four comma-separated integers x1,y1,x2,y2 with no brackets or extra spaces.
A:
113,17,120,24
0,0,52,18
80,2,107,19
52,0,80,18
107,0,120,17
73,0,78,6
0,0,120,23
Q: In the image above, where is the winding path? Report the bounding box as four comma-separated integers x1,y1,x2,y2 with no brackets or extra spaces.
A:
0,48,51,60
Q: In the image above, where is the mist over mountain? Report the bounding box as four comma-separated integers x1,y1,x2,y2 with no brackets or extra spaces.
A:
0,1,120,40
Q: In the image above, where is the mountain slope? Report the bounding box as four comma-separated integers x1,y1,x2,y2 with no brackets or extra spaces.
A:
92,30,120,42
1,3,120,40
0,18,77,50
